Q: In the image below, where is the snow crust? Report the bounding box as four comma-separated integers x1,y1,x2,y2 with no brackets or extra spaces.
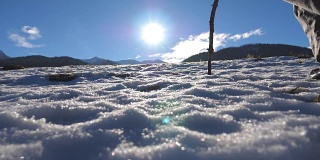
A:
1,56,320,160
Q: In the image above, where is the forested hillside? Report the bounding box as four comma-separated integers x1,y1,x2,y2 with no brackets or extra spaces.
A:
183,44,313,62
0,55,88,68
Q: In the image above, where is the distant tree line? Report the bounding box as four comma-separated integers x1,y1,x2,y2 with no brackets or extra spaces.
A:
183,43,313,62
0,55,88,68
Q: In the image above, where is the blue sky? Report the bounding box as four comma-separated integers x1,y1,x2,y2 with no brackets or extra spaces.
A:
0,0,309,62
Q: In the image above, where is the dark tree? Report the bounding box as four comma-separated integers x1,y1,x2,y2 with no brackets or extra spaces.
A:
208,0,219,75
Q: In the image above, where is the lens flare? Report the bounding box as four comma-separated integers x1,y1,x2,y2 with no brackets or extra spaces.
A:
162,116,171,124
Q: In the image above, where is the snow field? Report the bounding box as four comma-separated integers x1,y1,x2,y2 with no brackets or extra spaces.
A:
0,56,320,160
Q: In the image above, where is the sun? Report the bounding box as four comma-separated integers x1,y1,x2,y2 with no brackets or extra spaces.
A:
141,23,165,45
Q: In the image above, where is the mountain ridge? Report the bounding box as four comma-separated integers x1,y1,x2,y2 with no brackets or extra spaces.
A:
1,43,313,68
0,55,88,68
117,59,141,65
0,50,10,59
117,59,165,65
183,43,313,62
82,57,118,65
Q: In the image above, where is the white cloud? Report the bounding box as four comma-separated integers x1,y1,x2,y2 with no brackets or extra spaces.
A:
230,28,263,41
21,26,42,40
148,53,162,58
8,34,44,48
135,55,141,59
161,28,264,63
8,26,44,48
161,32,229,63
229,34,242,41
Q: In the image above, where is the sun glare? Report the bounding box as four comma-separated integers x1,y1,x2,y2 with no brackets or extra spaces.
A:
141,23,165,45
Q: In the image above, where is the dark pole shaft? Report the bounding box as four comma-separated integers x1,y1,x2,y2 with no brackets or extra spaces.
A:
208,0,219,75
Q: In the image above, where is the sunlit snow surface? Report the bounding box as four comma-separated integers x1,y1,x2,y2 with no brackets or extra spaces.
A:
1,57,320,160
